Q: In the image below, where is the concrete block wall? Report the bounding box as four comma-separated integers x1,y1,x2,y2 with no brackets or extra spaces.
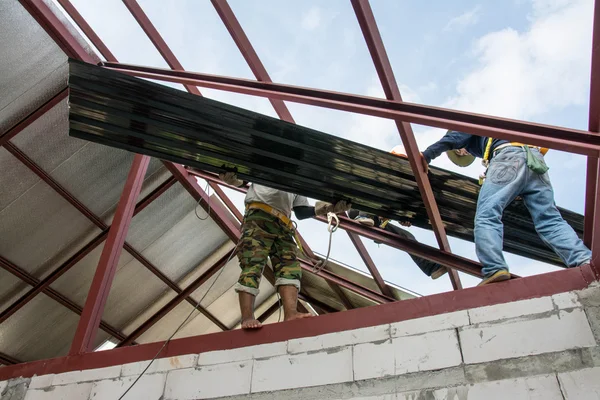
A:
2,284,600,400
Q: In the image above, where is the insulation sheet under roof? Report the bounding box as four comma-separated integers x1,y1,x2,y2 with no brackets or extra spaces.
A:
67,60,584,267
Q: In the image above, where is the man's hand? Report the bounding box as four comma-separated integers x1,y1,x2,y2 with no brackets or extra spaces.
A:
420,153,429,174
314,200,352,216
399,220,412,227
218,171,244,187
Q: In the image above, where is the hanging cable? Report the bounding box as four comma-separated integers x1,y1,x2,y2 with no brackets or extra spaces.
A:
313,212,339,274
194,182,211,221
118,240,240,400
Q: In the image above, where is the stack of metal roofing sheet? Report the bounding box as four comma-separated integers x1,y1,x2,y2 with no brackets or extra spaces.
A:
68,60,584,267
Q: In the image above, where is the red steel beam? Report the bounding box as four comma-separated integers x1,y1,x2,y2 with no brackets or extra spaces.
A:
585,0,600,250
0,88,68,147
18,0,99,64
42,0,229,329
589,0,600,278
103,62,600,157
69,154,150,355
55,0,116,62
210,0,293,122
209,0,370,305
117,249,235,347
188,168,486,278
0,265,593,382
351,0,461,289
121,0,200,95
0,254,128,342
346,232,395,297
5,142,227,330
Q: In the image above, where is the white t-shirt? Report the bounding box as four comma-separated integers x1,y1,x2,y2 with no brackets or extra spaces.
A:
244,184,309,217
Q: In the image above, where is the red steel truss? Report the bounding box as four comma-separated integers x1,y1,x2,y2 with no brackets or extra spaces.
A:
0,0,597,376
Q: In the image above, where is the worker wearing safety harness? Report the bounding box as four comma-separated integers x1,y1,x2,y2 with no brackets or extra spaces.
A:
421,130,591,286
219,172,351,329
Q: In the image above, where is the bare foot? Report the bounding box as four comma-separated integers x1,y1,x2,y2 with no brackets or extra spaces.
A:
241,318,262,330
284,312,313,322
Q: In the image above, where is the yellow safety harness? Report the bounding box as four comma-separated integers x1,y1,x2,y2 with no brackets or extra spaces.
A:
479,139,549,185
245,202,305,255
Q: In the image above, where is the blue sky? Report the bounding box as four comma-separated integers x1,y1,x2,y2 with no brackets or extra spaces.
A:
57,0,595,295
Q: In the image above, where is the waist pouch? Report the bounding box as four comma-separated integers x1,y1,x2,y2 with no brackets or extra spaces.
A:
524,146,549,175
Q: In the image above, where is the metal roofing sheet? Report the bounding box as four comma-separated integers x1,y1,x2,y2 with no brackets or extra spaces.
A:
0,293,109,362
0,1,68,134
67,60,584,267
0,179,101,278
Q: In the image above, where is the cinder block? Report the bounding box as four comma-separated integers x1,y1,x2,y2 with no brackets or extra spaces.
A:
353,340,395,381
468,297,554,324
288,324,390,354
558,367,600,399
350,396,396,400
460,309,596,364
390,311,469,338
198,342,287,365
393,329,462,375
164,361,252,399
3,378,29,400
397,374,563,400
89,373,166,399
552,292,581,309
252,347,353,393
52,365,121,385
24,382,94,400
354,330,462,381
121,354,198,376
29,374,55,390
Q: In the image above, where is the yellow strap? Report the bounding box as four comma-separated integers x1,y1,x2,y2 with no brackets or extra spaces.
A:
482,137,494,166
379,219,390,229
245,202,293,228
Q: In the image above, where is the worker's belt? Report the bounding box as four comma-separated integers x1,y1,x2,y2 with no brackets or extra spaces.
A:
245,202,293,229
493,142,549,156
379,218,391,229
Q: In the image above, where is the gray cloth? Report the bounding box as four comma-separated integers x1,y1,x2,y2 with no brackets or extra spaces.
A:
244,184,309,217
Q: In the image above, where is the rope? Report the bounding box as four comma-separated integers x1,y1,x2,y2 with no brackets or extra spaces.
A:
313,212,339,274
194,182,211,220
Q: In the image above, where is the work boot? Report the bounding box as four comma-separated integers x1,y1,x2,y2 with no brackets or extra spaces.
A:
430,267,448,280
355,215,375,227
477,269,510,286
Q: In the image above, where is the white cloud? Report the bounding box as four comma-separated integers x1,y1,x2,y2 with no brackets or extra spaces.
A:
444,5,482,32
445,0,592,119
301,6,322,31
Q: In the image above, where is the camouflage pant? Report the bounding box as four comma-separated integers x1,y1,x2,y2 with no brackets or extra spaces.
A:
235,208,302,296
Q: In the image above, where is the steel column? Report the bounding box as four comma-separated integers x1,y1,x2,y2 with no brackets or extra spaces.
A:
69,154,150,355
589,0,600,278
117,249,235,347
585,0,600,251
351,0,461,289
0,255,128,342
104,62,600,157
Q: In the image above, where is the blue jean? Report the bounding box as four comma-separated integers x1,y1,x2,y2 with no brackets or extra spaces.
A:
475,147,591,277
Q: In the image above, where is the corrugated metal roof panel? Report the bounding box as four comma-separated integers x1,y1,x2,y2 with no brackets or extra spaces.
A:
67,60,584,267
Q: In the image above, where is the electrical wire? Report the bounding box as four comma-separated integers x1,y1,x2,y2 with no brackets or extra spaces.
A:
118,239,240,399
